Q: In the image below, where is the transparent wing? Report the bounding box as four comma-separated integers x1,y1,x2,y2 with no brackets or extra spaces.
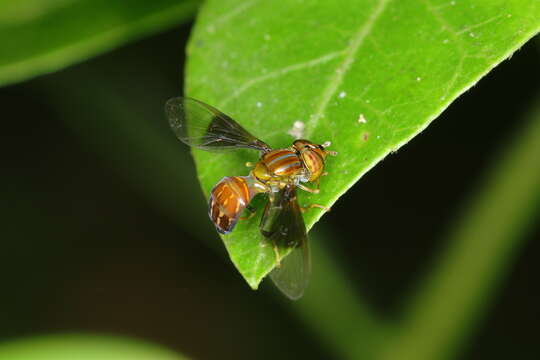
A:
260,185,311,300
165,97,270,152
269,240,311,300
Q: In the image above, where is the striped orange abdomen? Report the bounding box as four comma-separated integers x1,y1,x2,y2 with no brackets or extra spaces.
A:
261,149,303,178
209,176,255,234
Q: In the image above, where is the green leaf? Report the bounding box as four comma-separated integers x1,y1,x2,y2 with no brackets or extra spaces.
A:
0,0,200,87
184,0,540,289
0,334,188,360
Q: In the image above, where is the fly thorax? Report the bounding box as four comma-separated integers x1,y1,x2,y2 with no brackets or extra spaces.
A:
252,161,272,182
261,149,303,178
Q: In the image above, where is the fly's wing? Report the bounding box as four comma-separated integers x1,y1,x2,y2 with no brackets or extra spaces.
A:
260,185,311,300
165,97,270,152
270,238,311,300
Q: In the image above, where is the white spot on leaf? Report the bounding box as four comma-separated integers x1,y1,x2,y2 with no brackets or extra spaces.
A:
358,114,367,124
288,121,305,138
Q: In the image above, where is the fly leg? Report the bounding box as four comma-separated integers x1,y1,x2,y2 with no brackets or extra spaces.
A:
300,203,331,213
259,190,282,267
273,242,282,267
296,181,329,212
266,196,282,267
240,204,257,220
297,183,320,194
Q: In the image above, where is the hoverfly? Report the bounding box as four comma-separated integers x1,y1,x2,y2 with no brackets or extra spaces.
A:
165,97,336,299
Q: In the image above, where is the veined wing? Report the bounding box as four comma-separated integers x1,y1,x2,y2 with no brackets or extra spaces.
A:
165,97,270,152
260,185,311,300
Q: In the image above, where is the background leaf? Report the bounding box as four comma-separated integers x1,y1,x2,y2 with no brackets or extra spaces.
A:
0,0,200,87
184,0,540,289
0,334,187,360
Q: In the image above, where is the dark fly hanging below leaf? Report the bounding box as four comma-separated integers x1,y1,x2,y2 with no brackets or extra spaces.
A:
165,97,336,299
261,185,311,299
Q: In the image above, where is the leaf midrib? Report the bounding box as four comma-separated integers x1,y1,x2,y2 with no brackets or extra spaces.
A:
304,0,391,138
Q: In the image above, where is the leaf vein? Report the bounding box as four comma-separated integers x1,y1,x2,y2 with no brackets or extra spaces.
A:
304,0,392,138
219,50,346,108
423,0,469,102
454,14,505,36
441,55,464,101
422,0,465,53
206,0,258,30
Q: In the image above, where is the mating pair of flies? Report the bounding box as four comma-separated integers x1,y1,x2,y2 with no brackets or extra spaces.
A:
166,97,336,299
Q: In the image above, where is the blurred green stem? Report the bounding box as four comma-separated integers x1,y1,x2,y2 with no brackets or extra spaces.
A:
293,235,390,360
380,97,540,360
42,69,217,245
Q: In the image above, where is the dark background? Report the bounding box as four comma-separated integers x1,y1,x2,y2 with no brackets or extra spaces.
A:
1,21,538,360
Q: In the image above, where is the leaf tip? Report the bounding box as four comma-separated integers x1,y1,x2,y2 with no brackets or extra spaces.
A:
246,274,265,290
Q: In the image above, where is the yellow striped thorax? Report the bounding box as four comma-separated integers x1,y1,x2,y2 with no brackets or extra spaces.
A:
250,139,329,185
252,148,304,182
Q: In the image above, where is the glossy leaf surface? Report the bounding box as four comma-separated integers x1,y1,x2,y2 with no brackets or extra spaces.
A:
184,0,540,289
